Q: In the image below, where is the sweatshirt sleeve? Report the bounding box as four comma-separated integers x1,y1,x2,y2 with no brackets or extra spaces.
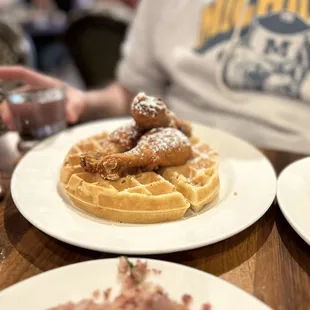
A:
116,0,166,98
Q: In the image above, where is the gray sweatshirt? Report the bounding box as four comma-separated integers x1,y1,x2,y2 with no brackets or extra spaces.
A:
117,0,310,153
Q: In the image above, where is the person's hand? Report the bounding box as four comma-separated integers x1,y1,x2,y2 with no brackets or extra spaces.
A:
0,66,86,130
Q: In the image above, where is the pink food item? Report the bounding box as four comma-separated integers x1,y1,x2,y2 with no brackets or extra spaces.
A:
48,257,211,310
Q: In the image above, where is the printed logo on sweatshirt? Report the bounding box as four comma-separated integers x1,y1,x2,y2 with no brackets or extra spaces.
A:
196,0,310,101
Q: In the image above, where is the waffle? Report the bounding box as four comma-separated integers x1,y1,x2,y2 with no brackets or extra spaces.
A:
161,137,219,212
60,133,219,224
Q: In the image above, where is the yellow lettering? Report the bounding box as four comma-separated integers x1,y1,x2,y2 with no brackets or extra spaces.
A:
210,0,225,37
196,0,225,49
299,0,309,20
221,0,255,33
233,0,245,26
257,0,284,15
287,0,298,13
220,0,234,33
232,0,255,30
242,5,255,27
196,5,215,49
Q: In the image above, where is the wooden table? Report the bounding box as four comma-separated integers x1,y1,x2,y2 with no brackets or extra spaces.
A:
0,132,309,310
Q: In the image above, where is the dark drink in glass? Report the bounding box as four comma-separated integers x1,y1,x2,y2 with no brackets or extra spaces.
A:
6,86,67,150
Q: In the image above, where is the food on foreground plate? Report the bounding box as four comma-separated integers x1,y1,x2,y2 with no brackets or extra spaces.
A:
60,93,219,224
48,257,212,310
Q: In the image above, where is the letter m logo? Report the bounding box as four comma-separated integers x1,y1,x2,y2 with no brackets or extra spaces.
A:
264,39,291,57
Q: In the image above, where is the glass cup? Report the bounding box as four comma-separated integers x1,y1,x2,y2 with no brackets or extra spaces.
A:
6,86,67,151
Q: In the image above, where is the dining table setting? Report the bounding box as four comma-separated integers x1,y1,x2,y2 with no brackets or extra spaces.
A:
0,89,310,310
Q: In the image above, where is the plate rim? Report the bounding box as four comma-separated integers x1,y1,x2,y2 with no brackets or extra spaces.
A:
0,257,271,309
277,156,310,245
10,118,277,255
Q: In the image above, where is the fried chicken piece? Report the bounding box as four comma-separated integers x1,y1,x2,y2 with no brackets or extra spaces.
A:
81,93,192,174
109,121,142,150
131,92,192,137
80,122,142,173
95,128,192,180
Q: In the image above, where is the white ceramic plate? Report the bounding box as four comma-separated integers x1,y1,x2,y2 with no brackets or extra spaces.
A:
11,119,277,254
277,157,310,245
0,258,271,310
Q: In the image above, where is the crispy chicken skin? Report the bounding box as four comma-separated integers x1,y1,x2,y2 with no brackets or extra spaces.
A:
80,122,142,173
131,92,192,136
95,128,192,180
80,93,192,177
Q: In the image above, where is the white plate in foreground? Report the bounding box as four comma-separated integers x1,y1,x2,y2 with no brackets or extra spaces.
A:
11,119,277,254
277,157,310,245
0,258,270,310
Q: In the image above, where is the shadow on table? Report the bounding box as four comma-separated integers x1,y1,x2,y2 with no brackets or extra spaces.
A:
4,191,274,276
3,194,116,272
2,194,31,259
276,206,310,278
145,204,276,277
263,150,305,175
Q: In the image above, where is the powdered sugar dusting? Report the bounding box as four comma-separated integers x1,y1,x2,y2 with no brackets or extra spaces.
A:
132,128,191,155
109,121,141,149
132,92,166,118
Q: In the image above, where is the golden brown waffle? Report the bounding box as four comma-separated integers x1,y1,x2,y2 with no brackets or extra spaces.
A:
161,137,219,212
60,133,219,224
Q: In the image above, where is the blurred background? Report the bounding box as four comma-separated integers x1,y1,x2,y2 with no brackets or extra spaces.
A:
0,0,138,134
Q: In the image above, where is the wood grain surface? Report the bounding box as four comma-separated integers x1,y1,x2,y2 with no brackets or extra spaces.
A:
0,132,309,310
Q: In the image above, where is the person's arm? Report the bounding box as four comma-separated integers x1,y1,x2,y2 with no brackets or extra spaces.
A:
0,0,165,127
82,82,134,121
0,67,132,126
